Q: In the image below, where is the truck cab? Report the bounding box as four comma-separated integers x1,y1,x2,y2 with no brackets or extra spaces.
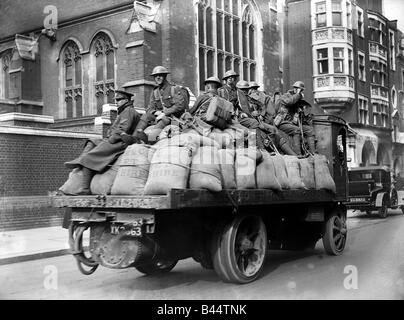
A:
347,166,404,218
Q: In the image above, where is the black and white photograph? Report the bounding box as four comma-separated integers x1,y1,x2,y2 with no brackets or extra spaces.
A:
1,0,404,305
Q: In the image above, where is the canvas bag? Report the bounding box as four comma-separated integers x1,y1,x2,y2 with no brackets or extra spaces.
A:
235,148,259,189
90,155,123,195
218,149,237,189
144,145,192,195
283,155,306,189
189,146,222,192
271,154,290,189
205,96,234,130
299,156,316,189
256,151,282,191
314,154,336,193
111,145,152,195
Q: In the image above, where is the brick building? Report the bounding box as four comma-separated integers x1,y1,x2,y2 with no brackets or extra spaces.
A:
0,0,283,230
283,0,404,173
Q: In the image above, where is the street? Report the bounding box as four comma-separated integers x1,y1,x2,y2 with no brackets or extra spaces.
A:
1,209,404,300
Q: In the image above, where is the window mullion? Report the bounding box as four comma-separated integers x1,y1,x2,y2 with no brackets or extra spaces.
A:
213,2,218,75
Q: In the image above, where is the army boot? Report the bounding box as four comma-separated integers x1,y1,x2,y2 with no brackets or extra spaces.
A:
65,141,96,169
279,141,297,156
76,167,94,195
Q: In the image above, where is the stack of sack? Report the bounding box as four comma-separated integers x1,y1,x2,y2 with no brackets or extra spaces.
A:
60,128,336,196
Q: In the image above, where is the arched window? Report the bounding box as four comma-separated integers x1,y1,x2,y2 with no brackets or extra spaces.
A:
91,32,116,115
0,50,12,100
197,0,259,91
61,41,83,119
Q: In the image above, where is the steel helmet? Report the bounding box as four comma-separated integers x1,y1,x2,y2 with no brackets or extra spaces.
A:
151,66,170,76
204,76,222,87
236,80,250,89
293,81,305,89
249,81,260,89
222,70,239,80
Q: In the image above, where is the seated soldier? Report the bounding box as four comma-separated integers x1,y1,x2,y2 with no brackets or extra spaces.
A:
63,89,141,195
132,66,190,142
274,81,316,155
236,80,297,155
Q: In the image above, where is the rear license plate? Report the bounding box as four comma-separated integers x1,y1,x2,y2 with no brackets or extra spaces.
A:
350,197,366,202
110,220,143,237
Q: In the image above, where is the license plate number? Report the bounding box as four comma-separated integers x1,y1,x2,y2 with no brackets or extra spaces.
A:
110,220,143,237
350,197,366,202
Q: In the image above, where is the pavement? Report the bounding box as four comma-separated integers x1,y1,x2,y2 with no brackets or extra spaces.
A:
0,226,70,266
0,210,360,266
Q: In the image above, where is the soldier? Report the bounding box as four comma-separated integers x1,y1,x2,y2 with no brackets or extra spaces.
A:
190,76,222,120
274,81,316,155
132,66,190,142
217,70,240,112
63,89,141,195
237,80,297,155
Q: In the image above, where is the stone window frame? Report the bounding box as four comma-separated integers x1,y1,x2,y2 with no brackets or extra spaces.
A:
0,49,12,100
195,0,262,92
60,40,83,119
389,29,396,71
356,7,364,38
358,95,369,125
331,0,343,27
315,1,327,28
358,51,366,82
90,31,116,115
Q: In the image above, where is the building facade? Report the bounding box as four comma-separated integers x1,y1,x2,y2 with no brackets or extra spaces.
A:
284,0,404,173
0,0,283,230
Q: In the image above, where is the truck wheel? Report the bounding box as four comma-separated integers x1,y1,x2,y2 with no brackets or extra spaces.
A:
401,206,404,215
378,201,388,219
322,209,347,256
211,215,267,284
135,260,178,276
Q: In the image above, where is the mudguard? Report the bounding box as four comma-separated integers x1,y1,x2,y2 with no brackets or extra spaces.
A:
397,191,404,206
375,192,386,207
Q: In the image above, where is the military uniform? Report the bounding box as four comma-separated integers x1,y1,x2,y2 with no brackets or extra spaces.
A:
275,90,315,155
237,88,296,155
135,82,189,140
65,101,141,172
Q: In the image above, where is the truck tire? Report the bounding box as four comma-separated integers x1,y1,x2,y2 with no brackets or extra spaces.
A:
401,206,404,215
322,208,347,256
135,260,178,276
211,215,267,284
378,199,388,219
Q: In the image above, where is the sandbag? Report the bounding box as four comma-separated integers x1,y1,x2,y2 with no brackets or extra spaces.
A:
299,157,315,189
58,168,84,195
144,145,192,195
224,127,245,148
235,148,258,189
256,151,282,191
111,144,152,195
209,129,233,148
154,132,219,150
90,155,123,195
158,125,181,141
314,154,336,193
271,154,290,189
283,156,306,189
189,146,222,192
217,149,236,189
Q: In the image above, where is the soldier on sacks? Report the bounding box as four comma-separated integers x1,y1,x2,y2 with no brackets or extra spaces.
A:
62,89,141,195
132,66,190,142
274,81,316,155
236,80,297,155
190,76,223,121
217,70,240,111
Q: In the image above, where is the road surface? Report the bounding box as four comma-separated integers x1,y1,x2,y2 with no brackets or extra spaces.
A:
1,210,404,299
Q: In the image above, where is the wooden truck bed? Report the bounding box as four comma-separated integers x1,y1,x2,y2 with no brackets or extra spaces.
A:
52,189,336,210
